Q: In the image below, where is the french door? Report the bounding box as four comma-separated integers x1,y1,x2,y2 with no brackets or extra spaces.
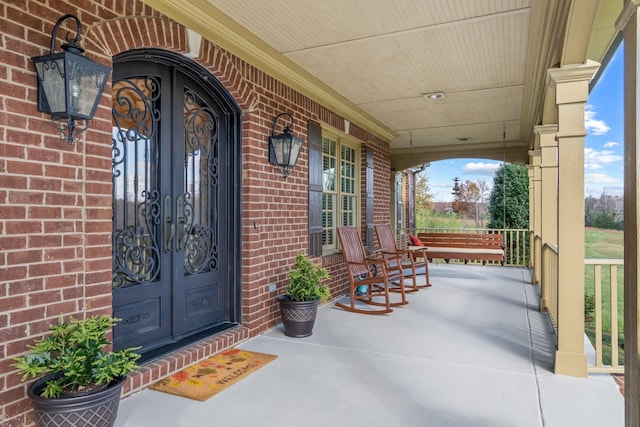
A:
111,51,240,354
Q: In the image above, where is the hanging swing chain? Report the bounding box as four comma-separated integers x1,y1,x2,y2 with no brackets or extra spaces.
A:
502,124,507,243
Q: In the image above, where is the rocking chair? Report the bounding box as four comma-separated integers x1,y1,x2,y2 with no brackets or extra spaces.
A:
336,227,408,315
374,224,432,291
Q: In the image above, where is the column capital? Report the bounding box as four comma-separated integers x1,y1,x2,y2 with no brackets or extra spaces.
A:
526,161,541,181
547,61,600,104
547,61,601,87
528,149,541,165
616,0,640,30
534,124,558,136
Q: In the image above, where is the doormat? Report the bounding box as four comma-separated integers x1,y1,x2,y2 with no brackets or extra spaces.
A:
149,349,277,401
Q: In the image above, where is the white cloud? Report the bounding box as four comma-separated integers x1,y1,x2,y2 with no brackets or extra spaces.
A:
584,163,603,171
603,141,619,148
584,148,623,164
428,181,455,202
585,105,610,135
461,162,500,175
585,173,618,184
431,181,454,190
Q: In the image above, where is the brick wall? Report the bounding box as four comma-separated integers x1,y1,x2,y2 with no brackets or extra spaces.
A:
0,1,391,425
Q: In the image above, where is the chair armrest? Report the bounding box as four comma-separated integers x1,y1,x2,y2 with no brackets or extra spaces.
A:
408,247,429,259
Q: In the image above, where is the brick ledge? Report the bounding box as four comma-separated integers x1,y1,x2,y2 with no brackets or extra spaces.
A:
121,325,250,397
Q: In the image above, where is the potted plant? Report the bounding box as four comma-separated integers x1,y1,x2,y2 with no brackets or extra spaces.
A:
12,315,140,427
279,252,331,337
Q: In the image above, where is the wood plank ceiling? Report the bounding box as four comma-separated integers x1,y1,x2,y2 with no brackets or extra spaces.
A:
197,0,620,170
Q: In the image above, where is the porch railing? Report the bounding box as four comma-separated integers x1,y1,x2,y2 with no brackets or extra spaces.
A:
399,228,624,374
542,242,558,330
584,259,624,374
406,228,529,266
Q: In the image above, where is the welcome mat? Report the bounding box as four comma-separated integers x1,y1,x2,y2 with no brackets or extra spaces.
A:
149,349,277,401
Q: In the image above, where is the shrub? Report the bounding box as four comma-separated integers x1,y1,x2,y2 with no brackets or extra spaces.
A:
12,315,140,398
285,252,331,302
585,294,596,323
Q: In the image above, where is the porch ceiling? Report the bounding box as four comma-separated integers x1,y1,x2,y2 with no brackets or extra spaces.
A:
145,0,621,170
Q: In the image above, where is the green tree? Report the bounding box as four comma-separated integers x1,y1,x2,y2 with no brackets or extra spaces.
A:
415,171,433,212
591,212,623,230
488,163,529,229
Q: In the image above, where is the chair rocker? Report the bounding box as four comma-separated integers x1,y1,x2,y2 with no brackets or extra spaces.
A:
336,227,408,315
374,224,432,291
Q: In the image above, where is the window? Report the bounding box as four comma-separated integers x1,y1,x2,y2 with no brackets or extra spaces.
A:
322,133,359,251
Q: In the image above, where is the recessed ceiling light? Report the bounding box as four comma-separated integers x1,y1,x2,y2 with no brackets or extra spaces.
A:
422,92,446,100
457,137,471,141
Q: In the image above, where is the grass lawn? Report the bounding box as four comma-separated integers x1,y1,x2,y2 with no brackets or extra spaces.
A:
585,227,624,259
584,227,624,366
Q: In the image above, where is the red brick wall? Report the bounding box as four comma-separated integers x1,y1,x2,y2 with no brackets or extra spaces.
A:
0,1,391,425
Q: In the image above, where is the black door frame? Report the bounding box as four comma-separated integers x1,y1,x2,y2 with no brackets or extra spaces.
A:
111,49,242,358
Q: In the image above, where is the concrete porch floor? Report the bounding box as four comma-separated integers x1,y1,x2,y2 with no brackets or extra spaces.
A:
114,263,624,427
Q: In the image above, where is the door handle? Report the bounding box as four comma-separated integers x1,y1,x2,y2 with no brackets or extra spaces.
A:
164,195,174,253
176,196,186,252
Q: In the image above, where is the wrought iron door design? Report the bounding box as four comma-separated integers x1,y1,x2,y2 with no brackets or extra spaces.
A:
111,55,235,353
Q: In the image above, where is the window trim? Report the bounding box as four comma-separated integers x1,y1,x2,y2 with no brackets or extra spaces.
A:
321,127,361,253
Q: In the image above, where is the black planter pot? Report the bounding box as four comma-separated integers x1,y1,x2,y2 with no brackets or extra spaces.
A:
28,374,125,427
279,296,319,337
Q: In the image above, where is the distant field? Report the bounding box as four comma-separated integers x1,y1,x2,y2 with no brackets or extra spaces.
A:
584,227,624,366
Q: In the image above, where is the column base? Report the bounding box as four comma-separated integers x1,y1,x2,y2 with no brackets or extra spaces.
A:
554,350,588,377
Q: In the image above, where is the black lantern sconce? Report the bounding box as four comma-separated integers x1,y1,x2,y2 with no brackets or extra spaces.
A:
268,112,304,178
31,14,111,144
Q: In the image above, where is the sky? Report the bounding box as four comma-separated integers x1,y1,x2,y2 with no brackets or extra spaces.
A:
424,44,624,203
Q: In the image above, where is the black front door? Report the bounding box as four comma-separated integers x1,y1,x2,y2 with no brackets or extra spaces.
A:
111,51,240,354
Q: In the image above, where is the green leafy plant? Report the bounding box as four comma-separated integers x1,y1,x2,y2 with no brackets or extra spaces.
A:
12,315,140,398
285,252,331,302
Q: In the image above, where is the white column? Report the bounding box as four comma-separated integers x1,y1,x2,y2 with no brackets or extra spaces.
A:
548,61,599,377
528,150,542,285
536,124,558,312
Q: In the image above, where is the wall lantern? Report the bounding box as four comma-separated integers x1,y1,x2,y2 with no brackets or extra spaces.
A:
268,112,304,178
31,14,111,144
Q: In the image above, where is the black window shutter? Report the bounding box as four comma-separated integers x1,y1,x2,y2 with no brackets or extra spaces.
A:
396,173,403,230
308,120,323,256
365,147,374,247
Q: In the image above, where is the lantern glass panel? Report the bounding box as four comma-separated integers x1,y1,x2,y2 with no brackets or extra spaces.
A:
65,53,110,119
288,136,303,166
271,136,289,166
34,55,66,114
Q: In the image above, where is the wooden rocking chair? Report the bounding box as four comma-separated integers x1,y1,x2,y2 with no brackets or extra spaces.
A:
336,227,408,315
374,224,432,291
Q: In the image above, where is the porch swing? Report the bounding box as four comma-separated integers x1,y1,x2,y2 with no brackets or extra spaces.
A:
412,126,508,266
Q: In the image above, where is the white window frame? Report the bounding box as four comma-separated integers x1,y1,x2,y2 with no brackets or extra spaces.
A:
321,129,360,253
